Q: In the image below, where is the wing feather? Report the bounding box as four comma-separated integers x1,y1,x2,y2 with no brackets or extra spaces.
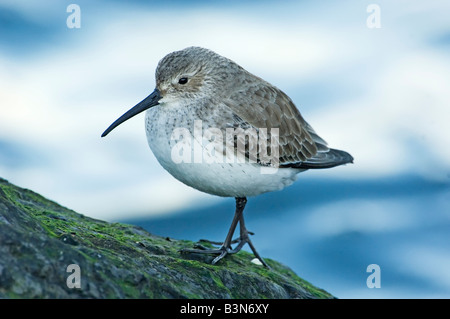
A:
221,78,353,169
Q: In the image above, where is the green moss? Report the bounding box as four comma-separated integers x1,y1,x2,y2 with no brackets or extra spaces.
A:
211,272,228,291
0,177,334,299
115,280,141,298
0,183,19,203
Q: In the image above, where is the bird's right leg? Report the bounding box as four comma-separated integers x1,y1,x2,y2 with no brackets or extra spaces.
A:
179,197,246,262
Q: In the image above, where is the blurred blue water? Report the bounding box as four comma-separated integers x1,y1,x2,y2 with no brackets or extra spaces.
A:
1,0,450,299
122,175,450,298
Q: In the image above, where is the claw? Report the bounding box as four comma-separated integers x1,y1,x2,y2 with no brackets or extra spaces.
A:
181,233,269,268
211,249,229,265
179,197,269,268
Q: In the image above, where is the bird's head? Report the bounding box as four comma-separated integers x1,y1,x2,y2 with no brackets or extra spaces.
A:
101,46,238,137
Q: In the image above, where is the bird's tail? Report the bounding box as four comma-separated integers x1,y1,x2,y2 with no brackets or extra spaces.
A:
282,148,354,169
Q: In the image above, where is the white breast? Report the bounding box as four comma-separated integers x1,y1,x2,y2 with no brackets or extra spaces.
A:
145,105,301,197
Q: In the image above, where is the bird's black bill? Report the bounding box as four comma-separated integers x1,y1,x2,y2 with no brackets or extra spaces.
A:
101,88,162,137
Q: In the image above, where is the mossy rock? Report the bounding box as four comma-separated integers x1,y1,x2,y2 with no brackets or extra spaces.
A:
0,177,333,299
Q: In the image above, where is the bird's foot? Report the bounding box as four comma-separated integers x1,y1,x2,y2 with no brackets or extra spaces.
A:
179,244,232,265
198,231,254,246
180,231,269,268
229,231,269,268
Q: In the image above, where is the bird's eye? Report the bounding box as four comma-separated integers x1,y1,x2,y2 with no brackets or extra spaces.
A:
178,77,188,85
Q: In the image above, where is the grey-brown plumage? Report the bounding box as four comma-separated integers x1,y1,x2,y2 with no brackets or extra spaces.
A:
154,47,353,169
223,76,353,169
101,46,354,268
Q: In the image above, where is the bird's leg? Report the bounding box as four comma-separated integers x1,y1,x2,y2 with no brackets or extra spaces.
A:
179,197,244,258
227,209,269,268
227,212,250,253
180,197,269,268
199,199,254,246
205,197,248,264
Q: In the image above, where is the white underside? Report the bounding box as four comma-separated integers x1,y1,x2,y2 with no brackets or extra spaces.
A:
145,105,303,197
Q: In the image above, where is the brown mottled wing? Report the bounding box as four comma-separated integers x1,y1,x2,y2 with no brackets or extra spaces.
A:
223,81,320,165
223,80,353,168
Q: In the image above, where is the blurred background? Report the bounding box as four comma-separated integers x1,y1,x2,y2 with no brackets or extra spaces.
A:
1,0,449,298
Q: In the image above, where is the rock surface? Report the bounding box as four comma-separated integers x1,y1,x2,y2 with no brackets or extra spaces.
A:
0,177,333,299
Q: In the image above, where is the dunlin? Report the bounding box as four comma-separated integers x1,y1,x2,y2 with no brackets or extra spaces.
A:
102,47,353,267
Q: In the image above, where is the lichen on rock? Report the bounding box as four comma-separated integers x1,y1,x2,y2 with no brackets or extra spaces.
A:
0,177,333,299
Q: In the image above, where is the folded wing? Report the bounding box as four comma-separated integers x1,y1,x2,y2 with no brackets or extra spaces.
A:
223,78,353,169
